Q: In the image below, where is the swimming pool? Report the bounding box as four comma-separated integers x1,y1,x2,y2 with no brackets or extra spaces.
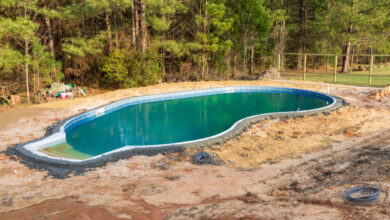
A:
13,87,343,174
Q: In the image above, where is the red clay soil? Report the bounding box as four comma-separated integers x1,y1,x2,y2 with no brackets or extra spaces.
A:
0,198,124,220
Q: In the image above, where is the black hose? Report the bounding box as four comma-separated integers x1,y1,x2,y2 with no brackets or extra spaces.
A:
193,151,223,165
344,186,381,206
303,181,388,206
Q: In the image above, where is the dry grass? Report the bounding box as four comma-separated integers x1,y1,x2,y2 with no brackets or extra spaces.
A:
205,106,384,167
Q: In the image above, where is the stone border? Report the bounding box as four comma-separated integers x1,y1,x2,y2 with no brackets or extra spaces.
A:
6,87,344,178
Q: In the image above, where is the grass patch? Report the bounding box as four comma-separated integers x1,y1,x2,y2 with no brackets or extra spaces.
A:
282,66,390,87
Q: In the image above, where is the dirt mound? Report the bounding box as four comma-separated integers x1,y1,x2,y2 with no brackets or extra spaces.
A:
369,84,390,101
258,68,280,80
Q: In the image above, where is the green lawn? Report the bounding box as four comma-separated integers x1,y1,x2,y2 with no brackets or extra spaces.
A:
281,66,390,87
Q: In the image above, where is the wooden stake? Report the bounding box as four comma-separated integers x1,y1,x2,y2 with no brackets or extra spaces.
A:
369,55,374,85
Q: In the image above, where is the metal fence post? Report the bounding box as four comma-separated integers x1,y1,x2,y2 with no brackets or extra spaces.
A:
334,55,338,83
303,54,307,80
277,53,281,73
369,55,374,85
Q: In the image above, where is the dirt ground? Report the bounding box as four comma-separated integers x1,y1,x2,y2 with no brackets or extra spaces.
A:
0,80,390,220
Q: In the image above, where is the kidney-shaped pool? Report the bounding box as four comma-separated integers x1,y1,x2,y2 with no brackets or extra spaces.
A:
14,87,343,170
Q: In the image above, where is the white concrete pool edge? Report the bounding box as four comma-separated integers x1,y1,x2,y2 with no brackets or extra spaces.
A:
21,86,338,163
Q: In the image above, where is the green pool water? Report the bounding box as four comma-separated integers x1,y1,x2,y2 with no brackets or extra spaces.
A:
49,92,330,158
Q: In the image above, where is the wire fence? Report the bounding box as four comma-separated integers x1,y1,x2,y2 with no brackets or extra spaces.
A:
278,53,390,87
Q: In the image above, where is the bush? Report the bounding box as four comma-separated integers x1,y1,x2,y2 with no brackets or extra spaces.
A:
101,48,161,88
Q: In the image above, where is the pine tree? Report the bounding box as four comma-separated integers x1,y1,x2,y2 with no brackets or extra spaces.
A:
191,0,233,80
0,0,40,103
227,0,272,75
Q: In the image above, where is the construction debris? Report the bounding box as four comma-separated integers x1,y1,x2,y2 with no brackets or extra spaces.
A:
36,83,86,102
0,96,10,105
60,92,74,100
10,95,20,105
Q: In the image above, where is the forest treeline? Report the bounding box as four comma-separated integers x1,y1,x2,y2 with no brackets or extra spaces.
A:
0,0,389,102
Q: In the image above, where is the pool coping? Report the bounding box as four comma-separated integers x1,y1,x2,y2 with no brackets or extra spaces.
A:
6,86,344,178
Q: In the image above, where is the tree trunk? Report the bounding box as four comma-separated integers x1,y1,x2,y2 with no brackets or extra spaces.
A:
250,45,254,75
114,7,119,49
33,64,36,94
162,34,166,78
326,32,330,73
25,39,30,104
140,1,148,53
273,18,286,71
34,63,40,93
297,0,307,71
44,17,55,58
351,48,354,68
201,0,208,81
311,57,316,70
279,19,286,70
232,51,237,78
225,51,231,80
44,16,57,79
243,35,247,75
341,42,351,73
225,31,231,79
326,56,329,73
201,53,206,81
37,64,40,94
105,11,113,53
24,4,30,104
341,2,354,73
131,1,138,48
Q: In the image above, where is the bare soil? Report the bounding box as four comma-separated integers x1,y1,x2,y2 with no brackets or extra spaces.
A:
0,80,389,220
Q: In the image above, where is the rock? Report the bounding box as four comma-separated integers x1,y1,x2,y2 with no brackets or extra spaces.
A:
258,68,280,80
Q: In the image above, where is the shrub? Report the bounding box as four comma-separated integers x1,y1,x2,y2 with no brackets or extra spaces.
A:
101,48,161,88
